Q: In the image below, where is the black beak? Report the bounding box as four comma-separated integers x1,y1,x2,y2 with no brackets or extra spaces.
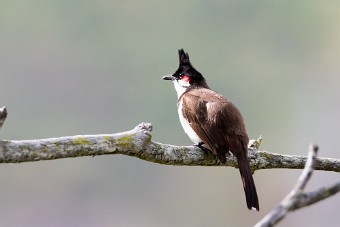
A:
162,75,175,81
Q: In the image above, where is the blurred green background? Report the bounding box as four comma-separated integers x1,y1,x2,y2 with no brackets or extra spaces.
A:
1,1,339,226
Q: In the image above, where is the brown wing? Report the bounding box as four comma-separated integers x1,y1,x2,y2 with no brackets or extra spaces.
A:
182,88,259,210
181,88,249,163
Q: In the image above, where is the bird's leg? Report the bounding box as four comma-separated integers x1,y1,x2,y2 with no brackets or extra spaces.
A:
194,142,210,154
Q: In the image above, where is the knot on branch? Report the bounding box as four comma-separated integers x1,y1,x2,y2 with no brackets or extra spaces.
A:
134,122,153,133
130,122,153,151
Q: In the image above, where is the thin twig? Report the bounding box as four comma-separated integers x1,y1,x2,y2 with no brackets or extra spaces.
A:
291,144,318,193
255,145,340,227
293,181,340,208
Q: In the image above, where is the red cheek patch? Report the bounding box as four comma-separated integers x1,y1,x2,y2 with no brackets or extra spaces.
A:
181,75,190,83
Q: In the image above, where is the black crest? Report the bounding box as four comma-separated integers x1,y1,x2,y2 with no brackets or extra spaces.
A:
178,49,191,66
173,49,208,88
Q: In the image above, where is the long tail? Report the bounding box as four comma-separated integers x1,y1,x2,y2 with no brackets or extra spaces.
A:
237,157,259,211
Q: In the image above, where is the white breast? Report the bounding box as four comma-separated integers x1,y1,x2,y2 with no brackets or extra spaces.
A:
177,98,202,144
173,80,189,98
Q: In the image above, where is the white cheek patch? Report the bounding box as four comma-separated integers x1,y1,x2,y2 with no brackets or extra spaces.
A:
178,79,190,88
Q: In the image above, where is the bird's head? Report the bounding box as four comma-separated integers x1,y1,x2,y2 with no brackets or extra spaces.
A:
162,49,208,97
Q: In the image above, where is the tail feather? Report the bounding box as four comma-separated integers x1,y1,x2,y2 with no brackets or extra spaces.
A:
238,158,259,211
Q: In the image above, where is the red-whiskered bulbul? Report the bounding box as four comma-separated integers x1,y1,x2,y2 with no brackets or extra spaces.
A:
162,49,259,211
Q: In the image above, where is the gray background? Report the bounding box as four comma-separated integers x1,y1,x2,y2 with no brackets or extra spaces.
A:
1,1,339,226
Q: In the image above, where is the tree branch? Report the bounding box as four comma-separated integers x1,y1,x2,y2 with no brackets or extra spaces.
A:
255,145,340,227
1,111,339,225
0,122,339,173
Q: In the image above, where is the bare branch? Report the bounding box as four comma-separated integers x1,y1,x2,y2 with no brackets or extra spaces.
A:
255,145,340,227
293,181,340,208
292,144,318,192
0,123,339,173
254,149,339,172
1,121,339,225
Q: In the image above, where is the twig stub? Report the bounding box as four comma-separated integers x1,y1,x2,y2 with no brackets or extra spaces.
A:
0,106,7,129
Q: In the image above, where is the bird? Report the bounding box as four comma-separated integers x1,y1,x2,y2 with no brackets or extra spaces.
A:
162,49,259,211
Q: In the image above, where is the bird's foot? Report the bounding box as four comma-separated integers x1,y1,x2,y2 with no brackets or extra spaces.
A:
194,142,210,154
